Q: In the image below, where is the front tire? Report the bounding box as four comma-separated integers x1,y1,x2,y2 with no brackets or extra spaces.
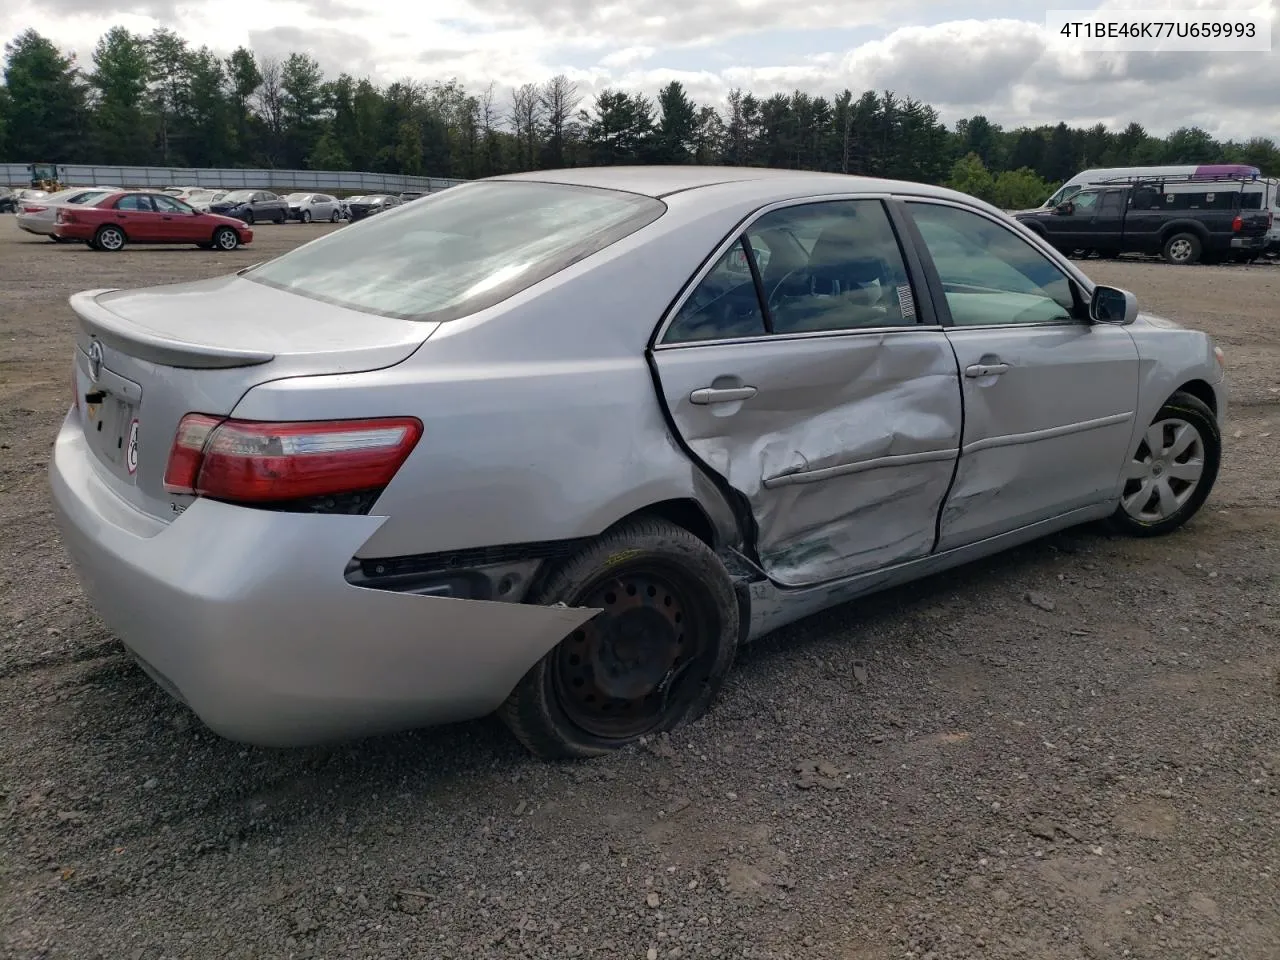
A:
93,224,126,252
301,209,312,223
243,210,254,225
212,226,239,251
1162,232,1201,265
499,517,740,760
1109,391,1220,537
330,209,340,223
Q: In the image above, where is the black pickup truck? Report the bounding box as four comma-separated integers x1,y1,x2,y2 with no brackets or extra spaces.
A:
1015,180,1272,265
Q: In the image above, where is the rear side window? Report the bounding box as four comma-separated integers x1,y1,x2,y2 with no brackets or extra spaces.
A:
246,181,666,321
116,195,153,211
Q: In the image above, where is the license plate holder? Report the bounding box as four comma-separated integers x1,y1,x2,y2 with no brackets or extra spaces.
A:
86,394,140,482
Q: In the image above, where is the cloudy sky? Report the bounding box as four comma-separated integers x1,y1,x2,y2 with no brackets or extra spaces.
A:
3,0,1278,139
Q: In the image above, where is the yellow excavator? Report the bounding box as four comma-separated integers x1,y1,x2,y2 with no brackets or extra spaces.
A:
28,162,63,192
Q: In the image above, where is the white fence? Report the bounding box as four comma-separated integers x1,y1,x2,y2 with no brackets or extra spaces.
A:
2,162,468,194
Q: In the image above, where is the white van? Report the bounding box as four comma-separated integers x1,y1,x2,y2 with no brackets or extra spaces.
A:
1041,164,1263,208
1239,177,1280,254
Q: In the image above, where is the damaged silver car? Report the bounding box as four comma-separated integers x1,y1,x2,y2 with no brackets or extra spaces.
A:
49,166,1227,758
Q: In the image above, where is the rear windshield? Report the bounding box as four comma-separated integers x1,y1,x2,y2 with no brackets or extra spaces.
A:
245,180,666,321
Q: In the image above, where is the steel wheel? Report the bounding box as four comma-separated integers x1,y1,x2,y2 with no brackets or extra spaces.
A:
1168,239,1192,262
550,565,708,741
1121,418,1205,523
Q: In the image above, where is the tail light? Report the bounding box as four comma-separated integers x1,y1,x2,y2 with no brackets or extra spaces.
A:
163,415,423,509
1232,215,1243,232
23,205,46,214
56,209,77,224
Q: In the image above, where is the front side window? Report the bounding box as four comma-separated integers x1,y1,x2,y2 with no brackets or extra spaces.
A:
908,202,1079,327
1069,191,1100,213
246,180,666,322
152,195,191,213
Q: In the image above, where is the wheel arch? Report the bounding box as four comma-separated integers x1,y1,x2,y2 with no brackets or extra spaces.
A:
1173,378,1217,415
1158,219,1210,243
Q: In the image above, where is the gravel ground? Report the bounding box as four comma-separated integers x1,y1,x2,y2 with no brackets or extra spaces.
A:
1,218,1278,960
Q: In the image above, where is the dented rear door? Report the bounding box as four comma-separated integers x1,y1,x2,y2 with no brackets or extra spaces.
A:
650,197,963,589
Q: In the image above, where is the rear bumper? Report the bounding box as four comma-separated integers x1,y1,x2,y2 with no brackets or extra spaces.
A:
48,409,594,746
1230,235,1267,250
17,217,54,236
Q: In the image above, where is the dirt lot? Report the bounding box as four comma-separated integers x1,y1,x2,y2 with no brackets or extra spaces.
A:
1,215,1277,960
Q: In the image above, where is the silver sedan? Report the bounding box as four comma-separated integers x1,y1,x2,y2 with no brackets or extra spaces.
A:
17,187,111,239
49,167,1227,758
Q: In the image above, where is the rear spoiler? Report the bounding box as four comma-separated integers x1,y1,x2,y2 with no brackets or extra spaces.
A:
70,288,276,370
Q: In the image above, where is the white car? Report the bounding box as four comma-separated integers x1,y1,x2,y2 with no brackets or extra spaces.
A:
184,189,228,213
284,192,343,223
16,188,111,240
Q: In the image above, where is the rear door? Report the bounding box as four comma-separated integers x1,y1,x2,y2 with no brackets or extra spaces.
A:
651,197,963,588
901,198,1140,550
113,194,164,241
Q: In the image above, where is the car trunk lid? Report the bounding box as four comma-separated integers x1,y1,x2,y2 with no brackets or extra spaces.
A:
70,275,437,521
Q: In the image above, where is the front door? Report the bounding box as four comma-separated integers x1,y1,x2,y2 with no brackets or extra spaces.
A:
651,198,963,588
150,194,204,241
902,199,1140,550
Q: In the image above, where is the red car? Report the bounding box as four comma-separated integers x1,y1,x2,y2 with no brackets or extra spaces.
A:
52,191,254,252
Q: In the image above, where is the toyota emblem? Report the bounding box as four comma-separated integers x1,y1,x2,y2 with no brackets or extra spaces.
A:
87,340,103,382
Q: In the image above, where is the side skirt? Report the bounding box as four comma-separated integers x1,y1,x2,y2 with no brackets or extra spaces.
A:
743,502,1115,642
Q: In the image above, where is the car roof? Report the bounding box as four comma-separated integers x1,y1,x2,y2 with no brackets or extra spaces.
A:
488,165,965,201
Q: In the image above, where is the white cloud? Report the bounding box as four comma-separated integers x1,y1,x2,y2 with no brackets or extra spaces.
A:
2,0,1278,139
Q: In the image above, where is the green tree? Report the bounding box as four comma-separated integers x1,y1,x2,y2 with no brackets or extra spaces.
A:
225,46,261,163
947,152,995,202
280,52,324,167
89,27,151,163
147,28,188,162
991,167,1056,209
654,80,697,164
183,47,231,166
3,29,87,162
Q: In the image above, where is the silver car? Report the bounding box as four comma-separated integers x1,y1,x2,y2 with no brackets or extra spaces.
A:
49,167,1227,758
16,187,110,239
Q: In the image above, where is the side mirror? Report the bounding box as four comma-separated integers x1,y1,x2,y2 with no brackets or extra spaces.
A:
1090,285,1138,325
1055,202,1074,215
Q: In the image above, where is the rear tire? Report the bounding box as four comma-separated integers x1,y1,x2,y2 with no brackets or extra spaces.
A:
1162,232,1201,265
1108,391,1220,537
498,517,740,760
93,224,126,252
212,226,239,251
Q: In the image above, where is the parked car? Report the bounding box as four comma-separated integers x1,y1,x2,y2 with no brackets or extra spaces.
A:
51,190,253,251
207,189,289,224
283,192,343,222
345,193,401,220
0,186,17,213
48,167,1226,759
183,188,227,213
16,187,112,240
399,191,426,202
1017,175,1272,264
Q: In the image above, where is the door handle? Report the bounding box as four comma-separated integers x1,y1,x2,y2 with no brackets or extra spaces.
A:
964,363,1010,378
690,385,758,405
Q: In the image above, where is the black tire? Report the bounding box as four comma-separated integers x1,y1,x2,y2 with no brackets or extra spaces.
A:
1162,232,1201,265
301,209,312,223
212,226,239,251
93,224,126,252
1107,390,1220,538
243,209,254,225
498,517,740,760
330,209,340,223
274,210,285,224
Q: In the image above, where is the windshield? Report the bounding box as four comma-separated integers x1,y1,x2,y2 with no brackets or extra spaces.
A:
68,191,109,205
246,180,665,322
221,190,254,203
284,193,310,201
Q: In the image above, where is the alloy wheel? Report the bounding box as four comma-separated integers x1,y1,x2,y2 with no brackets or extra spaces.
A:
1121,418,1205,522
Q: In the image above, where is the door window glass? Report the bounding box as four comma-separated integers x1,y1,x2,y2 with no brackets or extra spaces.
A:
1099,190,1125,215
1069,191,1100,213
115,194,153,211
744,200,917,333
664,238,768,343
152,195,189,213
908,202,1079,327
